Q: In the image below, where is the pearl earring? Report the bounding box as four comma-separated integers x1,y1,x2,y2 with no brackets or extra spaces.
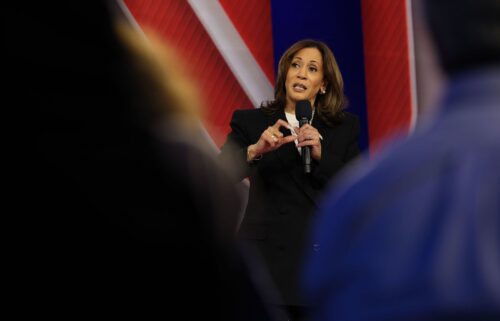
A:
321,89,326,94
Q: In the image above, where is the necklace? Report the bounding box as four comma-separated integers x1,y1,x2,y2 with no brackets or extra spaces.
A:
310,108,315,124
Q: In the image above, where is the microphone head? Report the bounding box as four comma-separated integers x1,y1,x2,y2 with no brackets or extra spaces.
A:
296,100,312,121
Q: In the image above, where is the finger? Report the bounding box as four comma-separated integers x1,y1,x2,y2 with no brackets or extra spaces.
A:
297,139,320,147
297,135,321,147
266,130,279,144
280,135,297,145
266,127,283,140
273,119,293,131
259,132,275,148
298,126,320,138
296,126,310,135
264,127,278,141
273,131,284,139
298,132,319,143
297,131,311,141
299,126,319,136
300,123,316,131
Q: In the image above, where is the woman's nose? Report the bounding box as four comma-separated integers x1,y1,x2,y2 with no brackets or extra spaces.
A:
297,67,307,79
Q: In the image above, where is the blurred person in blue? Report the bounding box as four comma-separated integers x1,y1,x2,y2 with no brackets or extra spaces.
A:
4,1,279,320
302,0,500,320
218,39,361,321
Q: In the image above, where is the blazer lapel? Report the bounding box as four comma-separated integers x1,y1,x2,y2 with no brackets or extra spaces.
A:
311,114,331,145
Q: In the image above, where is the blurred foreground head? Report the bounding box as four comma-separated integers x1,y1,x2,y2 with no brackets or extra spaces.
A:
4,1,204,140
4,2,277,319
424,0,500,75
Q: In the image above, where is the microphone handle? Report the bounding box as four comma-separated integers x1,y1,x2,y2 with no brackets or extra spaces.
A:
299,118,311,173
302,144,311,173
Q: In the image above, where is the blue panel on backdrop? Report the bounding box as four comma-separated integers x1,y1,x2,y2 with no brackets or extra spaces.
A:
271,0,368,151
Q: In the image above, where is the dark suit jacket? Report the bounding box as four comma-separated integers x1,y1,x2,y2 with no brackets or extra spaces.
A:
219,107,360,306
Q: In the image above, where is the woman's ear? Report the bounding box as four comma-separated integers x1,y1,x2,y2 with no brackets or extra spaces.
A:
320,81,327,94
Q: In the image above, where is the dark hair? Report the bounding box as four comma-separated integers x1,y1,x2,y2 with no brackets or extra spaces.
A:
261,39,347,126
425,0,500,75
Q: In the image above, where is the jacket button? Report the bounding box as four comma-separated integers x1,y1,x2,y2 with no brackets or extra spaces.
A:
313,243,320,252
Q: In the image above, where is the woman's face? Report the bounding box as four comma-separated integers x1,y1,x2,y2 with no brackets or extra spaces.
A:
285,47,325,110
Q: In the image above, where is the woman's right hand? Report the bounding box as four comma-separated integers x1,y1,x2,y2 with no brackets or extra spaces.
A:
247,119,296,161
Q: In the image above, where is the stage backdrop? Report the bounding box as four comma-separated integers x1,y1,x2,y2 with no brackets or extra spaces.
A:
121,0,417,154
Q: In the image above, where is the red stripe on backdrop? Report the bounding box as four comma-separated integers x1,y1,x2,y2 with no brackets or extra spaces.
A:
362,0,413,153
124,0,254,147
219,0,275,84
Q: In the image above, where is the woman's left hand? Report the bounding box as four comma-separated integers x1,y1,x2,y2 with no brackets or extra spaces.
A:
295,124,322,161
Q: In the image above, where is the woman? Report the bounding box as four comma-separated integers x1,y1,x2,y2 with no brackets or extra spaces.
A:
219,39,360,321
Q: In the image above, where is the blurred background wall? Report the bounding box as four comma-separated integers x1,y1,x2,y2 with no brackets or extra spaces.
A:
121,0,438,155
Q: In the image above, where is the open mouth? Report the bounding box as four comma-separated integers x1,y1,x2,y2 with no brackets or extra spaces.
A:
292,83,307,92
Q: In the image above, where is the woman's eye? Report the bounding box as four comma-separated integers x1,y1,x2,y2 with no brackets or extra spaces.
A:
291,62,300,68
309,66,318,72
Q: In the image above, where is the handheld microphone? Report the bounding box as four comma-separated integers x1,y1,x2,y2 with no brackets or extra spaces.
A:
295,100,312,173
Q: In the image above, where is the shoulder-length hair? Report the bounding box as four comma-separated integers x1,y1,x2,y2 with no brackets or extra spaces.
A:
261,39,347,125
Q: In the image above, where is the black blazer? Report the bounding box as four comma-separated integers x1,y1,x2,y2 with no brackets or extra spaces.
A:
219,107,360,306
